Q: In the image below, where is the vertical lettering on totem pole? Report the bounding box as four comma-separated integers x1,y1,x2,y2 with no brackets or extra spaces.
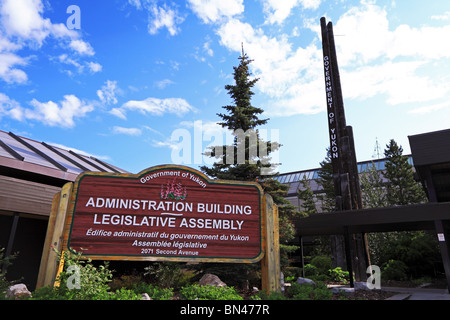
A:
320,17,370,284
321,17,342,211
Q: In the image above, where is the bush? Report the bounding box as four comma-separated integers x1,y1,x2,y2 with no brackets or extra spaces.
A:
328,267,350,284
30,250,114,300
251,290,287,300
311,256,332,273
94,287,141,300
303,264,318,277
144,262,187,289
287,282,332,300
132,282,173,300
0,248,19,300
382,259,408,281
179,284,243,300
282,267,301,280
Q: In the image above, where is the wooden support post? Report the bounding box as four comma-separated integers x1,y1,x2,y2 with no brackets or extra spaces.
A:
1,213,19,275
261,194,280,294
344,227,354,288
435,220,450,294
36,182,73,289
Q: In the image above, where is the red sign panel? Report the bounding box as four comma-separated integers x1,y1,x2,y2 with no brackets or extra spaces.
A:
65,165,263,262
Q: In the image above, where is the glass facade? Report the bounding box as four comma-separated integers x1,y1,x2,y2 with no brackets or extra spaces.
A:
272,155,414,212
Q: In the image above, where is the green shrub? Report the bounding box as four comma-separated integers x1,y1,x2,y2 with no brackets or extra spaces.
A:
328,267,350,283
94,287,141,300
29,285,63,300
109,274,142,291
287,282,332,300
0,248,19,300
311,256,332,273
282,267,301,280
303,264,318,277
144,262,186,288
132,282,174,300
30,249,113,300
309,274,329,282
179,284,243,300
382,259,408,281
251,290,287,300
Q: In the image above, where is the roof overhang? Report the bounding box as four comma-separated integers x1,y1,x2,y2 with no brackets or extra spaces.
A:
294,202,450,236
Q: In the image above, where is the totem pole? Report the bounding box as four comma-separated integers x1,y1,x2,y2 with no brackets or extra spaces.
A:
320,17,371,284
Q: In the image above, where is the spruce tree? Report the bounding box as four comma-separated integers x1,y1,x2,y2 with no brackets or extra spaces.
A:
198,48,299,286
383,139,427,206
297,177,317,217
200,47,277,181
217,48,268,132
361,140,437,278
360,162,388,208
316,150,336,213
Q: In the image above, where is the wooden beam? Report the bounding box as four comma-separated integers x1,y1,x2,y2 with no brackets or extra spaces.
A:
36,182,73,288
261,194,280,293
36,192,60,289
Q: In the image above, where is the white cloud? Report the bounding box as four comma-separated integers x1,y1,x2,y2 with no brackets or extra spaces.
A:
0,0,77,44
87,61,102,73
109,107,127,120
431,11,450,21
0,52,28,83
148,3,184,36
0,92,24,120
69,39,95,56
112,126,142,136
1,0,53,44
128,0,142,10
152,139,180,150
217,18,323,115
112,97,196,119
203,39,213,56
152,120,232,158
261,0,322,25
329,3,450,107
155,79,175,89
26,94,94,128
179,119,231,137
97,80,119,105
215,1,450,117
187,0,244,24
58,53,81,69
408,101,450,115
0,33,21,52
0,0,96,83
342,60,450,105
57,54,102,75
332,3,450,65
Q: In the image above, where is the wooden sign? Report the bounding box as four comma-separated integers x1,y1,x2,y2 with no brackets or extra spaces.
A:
63,165,263,263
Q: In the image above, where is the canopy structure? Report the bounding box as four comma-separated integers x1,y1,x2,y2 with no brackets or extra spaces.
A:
294,128,450,292
294,202,450,236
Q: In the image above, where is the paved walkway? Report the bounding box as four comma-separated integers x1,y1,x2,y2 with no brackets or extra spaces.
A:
328,284,450,300
383,286,450,300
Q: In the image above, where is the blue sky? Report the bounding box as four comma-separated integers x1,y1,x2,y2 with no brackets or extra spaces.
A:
1,0,450,174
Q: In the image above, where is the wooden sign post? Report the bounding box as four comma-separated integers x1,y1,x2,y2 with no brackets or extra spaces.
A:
37,165,280,293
